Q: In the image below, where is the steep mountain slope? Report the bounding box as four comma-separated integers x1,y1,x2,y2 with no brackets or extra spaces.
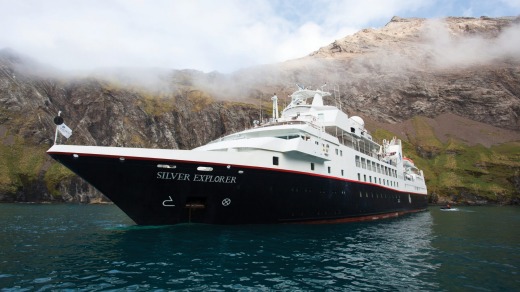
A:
0,16,519,204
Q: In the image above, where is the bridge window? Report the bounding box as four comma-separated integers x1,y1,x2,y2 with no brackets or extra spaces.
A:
273,156,279,165
276,135,300,140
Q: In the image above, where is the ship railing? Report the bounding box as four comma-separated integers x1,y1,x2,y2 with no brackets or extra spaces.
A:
257,120,308,128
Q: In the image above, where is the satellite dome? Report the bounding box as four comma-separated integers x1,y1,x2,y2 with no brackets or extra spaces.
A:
350,116,364,127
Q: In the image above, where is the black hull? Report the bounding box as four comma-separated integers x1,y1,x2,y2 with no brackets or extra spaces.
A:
49,152,428,225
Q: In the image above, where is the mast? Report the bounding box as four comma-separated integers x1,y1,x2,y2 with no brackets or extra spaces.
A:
271,93,279,120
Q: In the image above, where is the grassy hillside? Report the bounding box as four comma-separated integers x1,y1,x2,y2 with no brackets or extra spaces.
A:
373,117,519,204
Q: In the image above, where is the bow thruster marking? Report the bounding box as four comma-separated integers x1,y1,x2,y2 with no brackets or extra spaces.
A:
162,196,175,207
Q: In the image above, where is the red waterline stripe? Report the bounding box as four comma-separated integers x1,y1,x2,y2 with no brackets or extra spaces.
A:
294,209,426,224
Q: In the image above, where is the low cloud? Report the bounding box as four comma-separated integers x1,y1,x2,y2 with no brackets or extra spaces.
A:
0,0,445,73
420,18,520,69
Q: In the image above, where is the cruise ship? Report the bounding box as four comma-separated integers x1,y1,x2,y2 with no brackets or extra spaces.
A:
47,85,428,225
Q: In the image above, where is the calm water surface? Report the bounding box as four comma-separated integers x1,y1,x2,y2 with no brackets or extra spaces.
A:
0,204,518,291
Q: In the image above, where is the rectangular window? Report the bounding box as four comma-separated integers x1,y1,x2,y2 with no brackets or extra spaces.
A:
328,166,331,174
355,156,360,167
364,174,367,182
311,163,314,171
369,176,372,183
273,156,279,165
358,173,361,180
341,169,344,176
361,158,366,169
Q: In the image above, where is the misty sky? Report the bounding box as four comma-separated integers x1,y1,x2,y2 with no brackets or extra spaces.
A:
1,0,519,73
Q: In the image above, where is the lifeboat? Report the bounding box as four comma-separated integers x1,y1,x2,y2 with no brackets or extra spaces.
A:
403,157,415,167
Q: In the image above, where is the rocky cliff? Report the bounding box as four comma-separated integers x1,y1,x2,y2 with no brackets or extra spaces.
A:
0,51,261,202
1,16,519,204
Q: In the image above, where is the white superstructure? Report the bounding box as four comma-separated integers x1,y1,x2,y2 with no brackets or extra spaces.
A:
195,86,427,195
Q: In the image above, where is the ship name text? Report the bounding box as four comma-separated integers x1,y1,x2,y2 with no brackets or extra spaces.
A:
157,172,237,184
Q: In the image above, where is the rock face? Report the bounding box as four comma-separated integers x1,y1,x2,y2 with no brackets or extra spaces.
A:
307,16,520,131
0,16,519,204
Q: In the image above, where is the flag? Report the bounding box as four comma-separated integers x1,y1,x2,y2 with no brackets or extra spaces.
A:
57,123,72,138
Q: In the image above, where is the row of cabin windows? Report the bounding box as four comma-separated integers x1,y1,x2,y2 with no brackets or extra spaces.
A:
355,155,397,178
359,191,403,201
273,155,397,188
357,173,398,188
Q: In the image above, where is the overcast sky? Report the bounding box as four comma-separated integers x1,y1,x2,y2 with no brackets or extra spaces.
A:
1,0,519,73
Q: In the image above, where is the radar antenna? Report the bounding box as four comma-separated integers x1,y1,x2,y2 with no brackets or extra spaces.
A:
320,83,327,91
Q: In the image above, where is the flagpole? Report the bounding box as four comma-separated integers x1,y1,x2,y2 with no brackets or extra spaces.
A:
54,111,61,145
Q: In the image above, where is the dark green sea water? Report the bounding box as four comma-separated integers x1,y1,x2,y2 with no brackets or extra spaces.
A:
0,204,518,291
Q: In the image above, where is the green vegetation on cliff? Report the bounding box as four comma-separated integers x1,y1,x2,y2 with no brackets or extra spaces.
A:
373,117,519,204
0,132,49,200
43,162,75,198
